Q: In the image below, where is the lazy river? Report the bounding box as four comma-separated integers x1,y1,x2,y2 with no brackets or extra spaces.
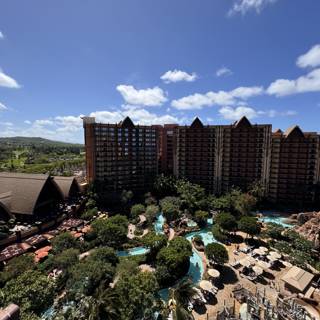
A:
258,211,294,228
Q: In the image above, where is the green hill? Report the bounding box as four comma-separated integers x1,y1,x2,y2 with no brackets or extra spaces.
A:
0,136,83,148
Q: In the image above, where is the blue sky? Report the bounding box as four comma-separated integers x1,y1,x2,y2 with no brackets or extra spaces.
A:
0,0,320,142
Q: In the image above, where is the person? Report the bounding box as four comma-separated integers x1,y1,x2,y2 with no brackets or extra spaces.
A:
196,262,199,268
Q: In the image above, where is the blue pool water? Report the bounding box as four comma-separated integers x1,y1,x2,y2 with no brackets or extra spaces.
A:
154,213,165,234
117,246,150,257
185,228,217,246
207,217,213,225
259,216,293,228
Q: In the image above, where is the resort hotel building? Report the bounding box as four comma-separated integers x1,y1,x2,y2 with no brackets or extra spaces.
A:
83,116,320,207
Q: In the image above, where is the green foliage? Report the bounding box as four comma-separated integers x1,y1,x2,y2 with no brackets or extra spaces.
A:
115,271,158,320
144,193,157,206
211,224,228,243
215,212,237,232
91,215,128,248
157,237,192,285
205,243,229,265
263,223,285,240
160,196,181,222
194,210,209,227
52,232,79,253
80,207,98,220
1,270,55,315
142,232,167,259
51,248,80,271
234,192,257,216
0,254,35,286
176,180,207,213
145,205,159,223
130,204,145,218
153,174,177,198
67,260,115,297
88,247,119,266
238,216,261,237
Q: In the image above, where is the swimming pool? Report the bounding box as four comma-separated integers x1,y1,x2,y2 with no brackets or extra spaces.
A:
185,228,218,246
117,246,150,257
259,215,293,228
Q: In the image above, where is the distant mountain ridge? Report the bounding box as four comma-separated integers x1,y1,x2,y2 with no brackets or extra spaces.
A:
0,137,83,148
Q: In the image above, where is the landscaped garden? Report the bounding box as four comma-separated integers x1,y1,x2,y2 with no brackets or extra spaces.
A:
0,175,318,320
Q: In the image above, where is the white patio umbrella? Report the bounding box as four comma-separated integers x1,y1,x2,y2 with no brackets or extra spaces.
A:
252,266,264,276
257,260,271,270
267,255,279,262
208,268,220,278
199,280,213,291
259,246,268,253
239,258,252,267
282,261,292,268
269,251,281,259
253,248,266,255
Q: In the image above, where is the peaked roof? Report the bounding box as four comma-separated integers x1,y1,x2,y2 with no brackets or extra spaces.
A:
190,117,204,128
274,129,283,134
234,116,252,128
120,116,135,128
284,125,305,139
54,176,81,199
0,173,61,215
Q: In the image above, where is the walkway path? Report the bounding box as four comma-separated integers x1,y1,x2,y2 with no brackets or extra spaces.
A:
168,228,175,241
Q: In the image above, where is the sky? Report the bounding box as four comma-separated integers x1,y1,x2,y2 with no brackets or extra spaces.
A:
0,0,320,143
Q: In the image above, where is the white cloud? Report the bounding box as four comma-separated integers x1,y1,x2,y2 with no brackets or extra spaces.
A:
161,69,197,83
0,121,13,127
1,105,183,142
219,106,259,120
228,0,278,16
267,68,320,96
171,86,263,110
297,44,320,69
116,85,167,106
0,31,4,39
0,102,8,111
216,67,233,77
219,106,297,121
0,69,20,88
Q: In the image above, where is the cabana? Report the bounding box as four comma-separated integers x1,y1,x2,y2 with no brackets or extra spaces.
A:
282,266,314,293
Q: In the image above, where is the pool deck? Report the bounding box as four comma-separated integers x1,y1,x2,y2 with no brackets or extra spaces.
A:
193,233,294,320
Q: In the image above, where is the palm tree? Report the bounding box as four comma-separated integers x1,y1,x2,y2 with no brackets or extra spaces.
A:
168,279,197,320
88,287,120,320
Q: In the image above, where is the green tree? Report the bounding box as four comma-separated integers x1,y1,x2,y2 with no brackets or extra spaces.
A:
52,232,78,253
238,216,261,238
52,248,80,271
215,212,237,233
88,247,119,266
91,215,128,248
153,174,177,198
205,243,229,265
145,205,159,223
233,192,257,216
211,224,228,243
67,260,115,297
157,237,192,282
142,231,168,259
0,254,35,285
160,197,181,222
176,180,207,213
194,210,209,228
1,270,55,315
130,204,145,219
115,271,158,320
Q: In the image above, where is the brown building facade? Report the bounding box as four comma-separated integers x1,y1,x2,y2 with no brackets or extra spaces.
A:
268,126,320,206
83,116,320,206
83,116,159,194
